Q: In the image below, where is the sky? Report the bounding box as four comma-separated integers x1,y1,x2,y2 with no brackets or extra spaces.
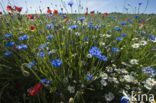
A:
0,0,156,14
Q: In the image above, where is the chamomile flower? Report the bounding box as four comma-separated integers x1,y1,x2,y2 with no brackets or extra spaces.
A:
140,40,147,45
99,42,105,46
104,92,115,102
124,75,134,82
100,79,107,86
87,54,92,58
106,66,113,72
67,86,75,94
146,78,156,86
132,43,140,48
144,84,152,90
130,59,138,65
100,73,108,80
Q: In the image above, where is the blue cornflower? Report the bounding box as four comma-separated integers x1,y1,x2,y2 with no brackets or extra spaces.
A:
26,61,37,68
46,24,53,29
138,3,142,5
39,78,52,86
135,16,139,19
107,30,111,34
85,74,93,81
138,20,142,23
39,44,48,49
141,32,146,34
18,35,29,40
113,27,122,31
37,51,45,57
78,17,85,21
116,37,123,41
121,33,127,36
142,67,155,74
4,33,13,38
120,22,127,25
16,44,27,50
84,36,88,41
120,97,130,103
4,51,12,56
89,46,102,57
98,55,108,61
69,25,78,29
5,42,14,47
148,35,155,40
127,19,133,22
88,22,94,28
68,1,73,7
46,35,54,40
112,48,119,52
50,59,62,67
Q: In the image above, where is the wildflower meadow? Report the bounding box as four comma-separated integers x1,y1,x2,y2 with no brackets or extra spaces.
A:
0,0,156,103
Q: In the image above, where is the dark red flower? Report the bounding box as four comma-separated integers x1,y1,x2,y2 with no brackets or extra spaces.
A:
53,10,58,15
28,15,34,19
64,19,68,22
90,11,94,14
29,83,43,96
104,12,108,16
15,6,22,12
47,9,52,14
7,5,14,11
101,14,104,18
142,20,145,24
30,26,35,31
36,15,39,18
91,14,94,16
0,11,2,15
85,12,88,16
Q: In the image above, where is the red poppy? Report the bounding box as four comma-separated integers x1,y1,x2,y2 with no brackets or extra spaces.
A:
0,11,2,15
29,83,43,96
7,5,14,11
28,15,34,19
91,14,94,16
104,12,108,16
85,12,88,16
36,15,39,18
90,11,94,14
53,10,58,15
15,6,22,12
47,9,52,14
30,26,35,30
101,14,104,18
64,19,68,22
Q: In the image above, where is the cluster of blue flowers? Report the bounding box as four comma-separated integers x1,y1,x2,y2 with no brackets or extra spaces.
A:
50,59,62,67
18,35,29,40
89,46,107,61
16,44,27,50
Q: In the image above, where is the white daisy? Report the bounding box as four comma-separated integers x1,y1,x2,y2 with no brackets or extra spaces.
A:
132,43,140,48
140,40,147,45
104,92,115,102
146,78,156,86
67,86,75,94
144,84,152,90
105,34,111,38
100,79,107,86
100,73,108,80
87,54,92,58
99,42,105,46
74,32,80,36
106,66,113,72
124,75,134,82
130,59,138,65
